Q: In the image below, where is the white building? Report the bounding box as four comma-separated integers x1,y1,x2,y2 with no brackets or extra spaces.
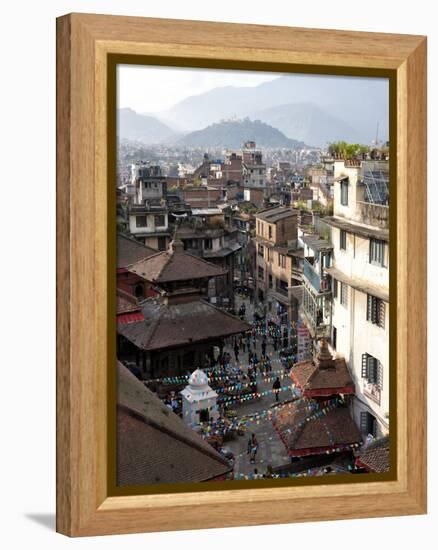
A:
325,159,389,440
180,369,219,428
130,162,166,204
242,141,266,188
128,204,170,250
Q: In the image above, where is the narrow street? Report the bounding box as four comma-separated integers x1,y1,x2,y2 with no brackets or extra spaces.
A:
222,295,296,479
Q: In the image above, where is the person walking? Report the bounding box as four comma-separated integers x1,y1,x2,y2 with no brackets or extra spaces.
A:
253,353,259,375
247,433,259,464
261,340,267,357
273,376,281,402
234,342,239,362
265,355,272,374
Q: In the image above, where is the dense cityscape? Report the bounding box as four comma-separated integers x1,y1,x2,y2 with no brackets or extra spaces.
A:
115,133,390,485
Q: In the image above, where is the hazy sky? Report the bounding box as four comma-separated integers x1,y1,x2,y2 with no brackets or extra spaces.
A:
117,65,278,113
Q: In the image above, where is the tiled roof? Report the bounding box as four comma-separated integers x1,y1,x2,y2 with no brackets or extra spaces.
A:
273,401,362,457
127,245,227,283
117,298,250,351
117,233,156,269
117,363,231,486
356,436,390,473
116,288,141,315
291,358,355,397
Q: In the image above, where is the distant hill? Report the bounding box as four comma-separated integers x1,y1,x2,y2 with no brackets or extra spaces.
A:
117,108,177,143
159,75,389,146
253,103,358,147
176,118,306,149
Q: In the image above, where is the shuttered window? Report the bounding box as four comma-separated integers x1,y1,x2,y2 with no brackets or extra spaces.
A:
369,238,386,267
361,353,383,389
367,294,386,328
340,282,348,306
360,411,377,437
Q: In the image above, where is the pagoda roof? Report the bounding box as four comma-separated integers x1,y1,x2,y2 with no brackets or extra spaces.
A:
273,399,362,457
117,233,156,269
117,297,250,351
127,241,227,284
117,362,231,485
291,340,355,397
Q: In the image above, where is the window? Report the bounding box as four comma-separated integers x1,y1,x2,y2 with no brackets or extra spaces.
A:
332,278,338,299
258,244,264,257
340,282,348,306
369,238,386,267
268,225,272,239
157,237,167,251
135,215,147,228
154,214,165,227
278,279,288,293
258,266,264,280
134,283,144,297
367,294,386,328
332,326,337,350
268,275,273,288
361,353,383,388
204,238,213,250
278,254,286,268
340,229,347,250
340,180,349,206
360,411,377,437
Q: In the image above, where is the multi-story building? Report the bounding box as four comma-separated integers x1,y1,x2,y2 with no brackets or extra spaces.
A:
298,233,333,344
230,210,256,287
307,160,335,207
242,141,266,188
176,224,241,310
324,159,389,440
131,162,167,204
254,207,301,332
128,203,170,251
223,152,243,183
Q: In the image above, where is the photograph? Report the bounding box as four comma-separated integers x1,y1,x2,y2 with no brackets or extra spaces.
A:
115,65,391,487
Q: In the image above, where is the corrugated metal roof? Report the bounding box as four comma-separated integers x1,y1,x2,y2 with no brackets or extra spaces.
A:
302,235,333,251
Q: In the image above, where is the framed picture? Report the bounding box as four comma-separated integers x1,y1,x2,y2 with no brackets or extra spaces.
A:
56,13,427,536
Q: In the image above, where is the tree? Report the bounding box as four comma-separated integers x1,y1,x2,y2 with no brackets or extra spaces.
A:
328,141,370,160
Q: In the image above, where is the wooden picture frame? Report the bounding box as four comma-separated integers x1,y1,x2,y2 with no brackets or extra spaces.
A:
56,13,427,536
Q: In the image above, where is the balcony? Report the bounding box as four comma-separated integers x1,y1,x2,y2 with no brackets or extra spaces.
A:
300,285,331,339
356,201,389,230
274,284,288,297
303,259,331,294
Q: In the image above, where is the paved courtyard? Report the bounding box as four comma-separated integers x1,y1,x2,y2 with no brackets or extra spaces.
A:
221,295,296,479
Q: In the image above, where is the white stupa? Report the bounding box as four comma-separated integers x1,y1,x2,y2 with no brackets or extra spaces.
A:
180,368,219,428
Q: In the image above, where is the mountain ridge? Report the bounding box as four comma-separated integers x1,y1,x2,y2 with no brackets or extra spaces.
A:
159,75,389,146
176,118,306,149
117,108,177,143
